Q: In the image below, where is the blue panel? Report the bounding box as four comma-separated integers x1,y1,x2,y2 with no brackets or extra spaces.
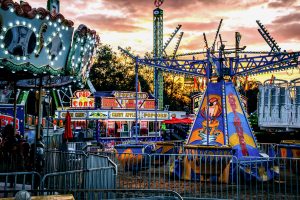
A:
187,81,225,146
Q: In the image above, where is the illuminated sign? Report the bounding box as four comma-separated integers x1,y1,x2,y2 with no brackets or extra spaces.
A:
108,111,169,119
88,111,108,119
109,112,137,118
70,90,95,109
112,91,148,99
101,98,155,110
141,112,169,119
102,98,119,108
60,111,87,119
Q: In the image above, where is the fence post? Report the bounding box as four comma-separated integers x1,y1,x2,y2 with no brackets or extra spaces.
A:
148,154,151,189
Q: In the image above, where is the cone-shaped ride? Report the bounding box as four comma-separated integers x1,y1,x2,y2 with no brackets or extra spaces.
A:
172,79,275,182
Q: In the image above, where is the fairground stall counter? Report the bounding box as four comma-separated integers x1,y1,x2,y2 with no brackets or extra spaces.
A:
54,90,185,144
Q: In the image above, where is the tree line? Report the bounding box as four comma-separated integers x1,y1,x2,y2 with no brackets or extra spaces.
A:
89,44,192,112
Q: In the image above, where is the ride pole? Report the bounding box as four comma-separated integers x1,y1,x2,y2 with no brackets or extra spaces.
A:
135,58,139,143
206,49,211,146
13,81,17,135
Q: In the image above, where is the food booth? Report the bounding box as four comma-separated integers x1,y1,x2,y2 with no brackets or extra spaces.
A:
54,90,183,142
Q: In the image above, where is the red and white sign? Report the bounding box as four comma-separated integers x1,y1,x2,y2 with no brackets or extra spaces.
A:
101,98,155,110
0,114,19,130
71,90,95,109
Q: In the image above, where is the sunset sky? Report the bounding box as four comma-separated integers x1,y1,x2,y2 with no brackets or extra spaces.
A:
29,0,300,80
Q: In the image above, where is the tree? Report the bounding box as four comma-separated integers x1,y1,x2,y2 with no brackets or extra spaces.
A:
89,44,151,92
89,44,192,111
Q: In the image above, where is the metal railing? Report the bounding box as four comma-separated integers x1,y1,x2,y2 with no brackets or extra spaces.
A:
1,149,299,199
41,167,117,191
96,151,300,200
0,189,183,200
257,143,279,156
0,171,41,198
44,150,117,174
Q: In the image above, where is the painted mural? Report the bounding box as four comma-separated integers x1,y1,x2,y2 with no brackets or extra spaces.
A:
187,82,225,146
225,82,259,157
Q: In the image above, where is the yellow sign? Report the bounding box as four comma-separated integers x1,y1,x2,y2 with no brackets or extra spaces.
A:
113,91,148,99
141,112,169,119
110,112,137,118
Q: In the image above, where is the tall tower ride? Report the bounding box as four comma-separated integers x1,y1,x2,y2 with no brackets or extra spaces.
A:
153,3,164,110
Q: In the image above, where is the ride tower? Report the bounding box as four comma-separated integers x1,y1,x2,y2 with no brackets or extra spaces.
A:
153,1,164,110
47,0,60,13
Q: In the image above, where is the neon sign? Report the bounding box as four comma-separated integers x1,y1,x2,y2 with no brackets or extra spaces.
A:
70,90,95,109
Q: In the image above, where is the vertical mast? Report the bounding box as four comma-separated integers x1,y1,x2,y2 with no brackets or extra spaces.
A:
153,6,164,110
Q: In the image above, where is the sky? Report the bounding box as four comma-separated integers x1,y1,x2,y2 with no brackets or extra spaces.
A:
28,0,300,81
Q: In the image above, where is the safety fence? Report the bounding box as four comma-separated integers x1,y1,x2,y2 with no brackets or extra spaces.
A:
44,150,117,174
257,143,279,156
0,151,118,199
98,151,300,200
1,150,299,199
0,189,183,200
0,168,117,199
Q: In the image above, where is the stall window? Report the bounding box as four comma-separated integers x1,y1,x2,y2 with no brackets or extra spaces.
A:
149,121,159,133
120,121,129,137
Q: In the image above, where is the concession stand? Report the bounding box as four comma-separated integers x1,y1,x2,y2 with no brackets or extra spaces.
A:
54,90,184,142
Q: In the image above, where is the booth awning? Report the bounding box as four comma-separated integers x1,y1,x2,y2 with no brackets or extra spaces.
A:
163,117,193,124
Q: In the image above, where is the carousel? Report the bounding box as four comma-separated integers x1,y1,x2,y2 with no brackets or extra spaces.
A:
0,0,98,164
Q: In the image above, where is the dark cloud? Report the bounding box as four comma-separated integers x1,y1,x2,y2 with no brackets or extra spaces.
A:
268,0,297,8
273,13,300,24
273,23,300,41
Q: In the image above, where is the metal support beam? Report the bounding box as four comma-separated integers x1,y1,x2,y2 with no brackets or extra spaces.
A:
172,32,184,59
256,20,281,52
163,24,182,55
211,19,223,53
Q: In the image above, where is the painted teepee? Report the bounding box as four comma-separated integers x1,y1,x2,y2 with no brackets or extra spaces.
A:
186,80,259,158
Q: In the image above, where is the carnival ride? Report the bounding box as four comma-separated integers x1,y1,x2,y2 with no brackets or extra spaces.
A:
0,0,98,166
115,0,300,181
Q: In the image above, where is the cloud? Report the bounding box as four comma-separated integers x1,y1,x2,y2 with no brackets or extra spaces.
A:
268,0,297,8
77,14,145,32
26,0,300,53
174,22,220,32
273,13,300,24
272,23,300,41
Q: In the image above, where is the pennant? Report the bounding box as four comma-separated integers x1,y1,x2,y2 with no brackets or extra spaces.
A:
193,77,198,91
270,75,275,84
244,76,249,91
137,80,142,92
200,78,205,92
232,76,237,86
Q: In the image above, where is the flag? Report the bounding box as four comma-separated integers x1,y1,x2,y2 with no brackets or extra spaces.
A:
232,76,237,86
193,77,198,91
244,76,249,91
137,80,141,92
200,78,205,92
270,75,275,84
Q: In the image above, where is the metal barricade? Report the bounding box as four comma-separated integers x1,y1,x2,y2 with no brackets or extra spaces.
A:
41,167,117,196
44,150,86,173
0,189,183,200
258,143,279,156
0,171,41,198
238,156,300,200
113,152,239,199
44,150,117,174
86,153,117,170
